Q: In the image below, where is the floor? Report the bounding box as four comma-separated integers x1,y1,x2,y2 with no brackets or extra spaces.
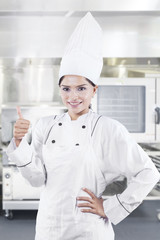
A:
0,196,160,240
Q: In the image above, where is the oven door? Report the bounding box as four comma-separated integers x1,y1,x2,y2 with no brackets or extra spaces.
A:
92,78,156,142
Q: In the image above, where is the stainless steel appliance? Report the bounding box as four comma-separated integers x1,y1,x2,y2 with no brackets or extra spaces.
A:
92,77,160,142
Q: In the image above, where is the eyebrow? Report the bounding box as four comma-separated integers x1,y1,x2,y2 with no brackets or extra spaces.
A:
61,84,88,87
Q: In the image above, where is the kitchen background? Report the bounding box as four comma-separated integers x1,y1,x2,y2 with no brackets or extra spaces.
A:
0,0,160,239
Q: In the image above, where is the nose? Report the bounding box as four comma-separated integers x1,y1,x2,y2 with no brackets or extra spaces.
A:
69,89,79,99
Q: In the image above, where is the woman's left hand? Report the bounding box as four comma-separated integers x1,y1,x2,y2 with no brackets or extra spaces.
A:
76,188,107,218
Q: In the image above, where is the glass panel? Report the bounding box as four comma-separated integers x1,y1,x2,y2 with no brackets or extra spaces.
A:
97,86,145,133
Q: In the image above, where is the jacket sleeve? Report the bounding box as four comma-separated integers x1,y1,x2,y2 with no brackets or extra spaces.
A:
102,121,160,225
6,118,46,187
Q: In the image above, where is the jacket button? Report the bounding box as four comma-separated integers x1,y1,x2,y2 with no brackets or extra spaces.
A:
58,123,62,126
75,143,79,146
52,140,56,143
82,125,86,128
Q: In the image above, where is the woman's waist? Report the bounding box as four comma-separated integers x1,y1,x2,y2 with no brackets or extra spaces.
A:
44,175,105,197
39,191,100,220
37,206,101,224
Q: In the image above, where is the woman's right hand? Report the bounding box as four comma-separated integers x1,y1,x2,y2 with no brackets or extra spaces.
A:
13,106,30,147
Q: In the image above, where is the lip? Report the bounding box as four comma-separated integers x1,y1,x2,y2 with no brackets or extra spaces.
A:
68,102,82,107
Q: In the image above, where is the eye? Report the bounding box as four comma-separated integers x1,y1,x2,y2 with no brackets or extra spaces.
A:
78,87,86,91
62,87,70,92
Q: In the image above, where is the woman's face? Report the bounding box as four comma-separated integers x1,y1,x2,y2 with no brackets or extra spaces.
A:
59,75,98,120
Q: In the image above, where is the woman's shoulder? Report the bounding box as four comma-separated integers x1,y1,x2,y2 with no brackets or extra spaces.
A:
34,113,64,131
91,111,123,128
39,114,56,123
91,111,128,136
40,111,65,122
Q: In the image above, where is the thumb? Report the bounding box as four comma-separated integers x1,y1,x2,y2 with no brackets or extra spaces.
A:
16,106,23,119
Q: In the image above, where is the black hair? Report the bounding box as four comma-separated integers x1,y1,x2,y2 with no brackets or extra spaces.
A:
58,76,96,87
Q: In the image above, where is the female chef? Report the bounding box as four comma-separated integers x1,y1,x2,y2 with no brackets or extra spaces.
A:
6,12,160,240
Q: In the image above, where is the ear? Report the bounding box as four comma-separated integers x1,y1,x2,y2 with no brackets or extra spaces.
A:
93,85,98,96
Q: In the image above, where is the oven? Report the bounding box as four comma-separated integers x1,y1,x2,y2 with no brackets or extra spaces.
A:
92,77,160,143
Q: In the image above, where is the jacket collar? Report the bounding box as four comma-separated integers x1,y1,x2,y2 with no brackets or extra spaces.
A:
65,109,93,122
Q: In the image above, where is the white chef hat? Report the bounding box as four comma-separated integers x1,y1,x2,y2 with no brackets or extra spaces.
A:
59,12,103,85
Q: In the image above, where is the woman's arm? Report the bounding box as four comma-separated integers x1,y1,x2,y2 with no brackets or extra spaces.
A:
102,120,160,225
6,118,47,187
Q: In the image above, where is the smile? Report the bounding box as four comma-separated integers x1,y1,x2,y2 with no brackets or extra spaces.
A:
68,102,82,107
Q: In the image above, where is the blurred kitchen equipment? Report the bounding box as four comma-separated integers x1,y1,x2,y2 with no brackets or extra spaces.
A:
155,107,160,124
92,77,160,142
1,61,61,105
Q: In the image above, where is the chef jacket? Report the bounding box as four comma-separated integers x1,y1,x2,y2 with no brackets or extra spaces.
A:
6,109,160,226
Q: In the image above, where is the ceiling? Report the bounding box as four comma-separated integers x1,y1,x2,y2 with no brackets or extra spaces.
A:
0,0,160,12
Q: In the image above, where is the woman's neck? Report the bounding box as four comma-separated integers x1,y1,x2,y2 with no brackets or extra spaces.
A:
68,109,90,121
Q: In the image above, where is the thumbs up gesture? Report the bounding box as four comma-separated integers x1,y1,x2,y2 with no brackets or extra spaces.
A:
16,106,24,119
13,106,30,147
